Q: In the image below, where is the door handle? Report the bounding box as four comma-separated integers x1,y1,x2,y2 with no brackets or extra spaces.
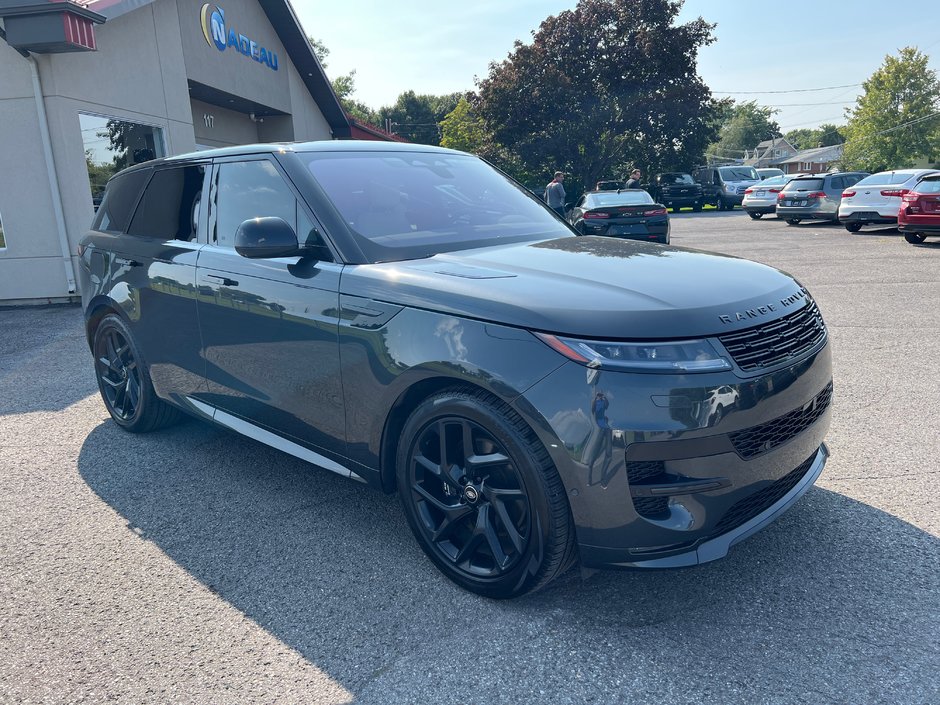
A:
114,257,142,267
206,274,238,286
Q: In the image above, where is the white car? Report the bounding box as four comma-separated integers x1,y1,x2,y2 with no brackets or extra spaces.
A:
839,169,940,232
742,173,804,219
757,168,785,180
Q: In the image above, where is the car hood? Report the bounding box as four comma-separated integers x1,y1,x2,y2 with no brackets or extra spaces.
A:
340,236,808,339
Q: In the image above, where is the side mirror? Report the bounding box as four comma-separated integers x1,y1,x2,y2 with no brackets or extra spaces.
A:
235,217,300,258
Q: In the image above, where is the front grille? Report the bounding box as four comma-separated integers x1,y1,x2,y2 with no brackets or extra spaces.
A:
718,298,827,372
712,451,818,536
730,382,833,459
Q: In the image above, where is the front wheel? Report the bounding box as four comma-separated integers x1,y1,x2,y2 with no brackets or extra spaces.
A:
748,211,763,220
692,201,703,212
396,390,576,598
672,205,680,214
845,222,863,233
905,232,927,244
786,218,801,226
92,314,183,432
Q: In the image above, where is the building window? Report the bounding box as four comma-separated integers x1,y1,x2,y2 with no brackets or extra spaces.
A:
80,113,165,207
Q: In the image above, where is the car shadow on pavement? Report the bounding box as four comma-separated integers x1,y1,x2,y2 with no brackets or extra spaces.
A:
78,419,939,704
0,305,97,416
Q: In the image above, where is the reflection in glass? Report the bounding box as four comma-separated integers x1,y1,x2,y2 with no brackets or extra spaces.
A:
80,113,165,205
0,207,6,248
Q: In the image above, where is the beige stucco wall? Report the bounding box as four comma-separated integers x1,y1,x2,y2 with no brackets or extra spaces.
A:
0,0,336,303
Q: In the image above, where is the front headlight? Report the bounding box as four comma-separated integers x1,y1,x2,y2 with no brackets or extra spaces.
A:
534,333,732,373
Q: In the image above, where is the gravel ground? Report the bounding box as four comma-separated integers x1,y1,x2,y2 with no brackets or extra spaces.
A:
1,212,937,704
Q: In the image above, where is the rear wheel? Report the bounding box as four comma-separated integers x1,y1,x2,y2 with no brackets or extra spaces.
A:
748,212,763,220
905,232,927,244
396,390,576,598
93,314,183,432
692,201,703,212
786,218,801,226
845,222,863,233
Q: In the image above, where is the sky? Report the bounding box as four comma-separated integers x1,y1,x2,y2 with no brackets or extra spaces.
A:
294,0,940,132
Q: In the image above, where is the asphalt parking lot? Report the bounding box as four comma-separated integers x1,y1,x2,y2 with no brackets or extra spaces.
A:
1,211,937,704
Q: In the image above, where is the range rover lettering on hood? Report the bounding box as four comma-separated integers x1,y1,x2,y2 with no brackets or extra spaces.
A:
719,289,807,324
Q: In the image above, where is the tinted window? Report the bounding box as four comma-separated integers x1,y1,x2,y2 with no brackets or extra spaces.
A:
915,178,940,194
842,174,862,187
718,166,759,181
304,151,570,262
783,178,824,192
855,171,918,187
586,191,654,207
92,169,150,233
215,160,296,247
128,165,204,241
829,176,845,190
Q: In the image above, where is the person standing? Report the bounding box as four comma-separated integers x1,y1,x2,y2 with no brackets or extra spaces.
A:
544,171,567,218
625,169,642,190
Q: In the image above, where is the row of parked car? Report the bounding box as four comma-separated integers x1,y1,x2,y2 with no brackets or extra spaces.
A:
741,168,940,244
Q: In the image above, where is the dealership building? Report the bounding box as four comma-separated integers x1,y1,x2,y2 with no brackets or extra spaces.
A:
0,0,363,303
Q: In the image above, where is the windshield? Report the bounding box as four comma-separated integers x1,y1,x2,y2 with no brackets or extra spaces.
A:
718,166,759,182
660,173,694,185
586,191,654,207
304,152,570,262
854,171,917,186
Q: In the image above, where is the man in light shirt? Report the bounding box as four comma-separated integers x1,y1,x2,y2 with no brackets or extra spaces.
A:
544,171,566,218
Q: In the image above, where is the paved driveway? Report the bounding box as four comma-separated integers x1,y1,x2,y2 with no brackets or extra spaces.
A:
1,212,937,704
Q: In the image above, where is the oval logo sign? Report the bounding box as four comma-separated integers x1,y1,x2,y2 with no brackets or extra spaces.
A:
199,4,278,71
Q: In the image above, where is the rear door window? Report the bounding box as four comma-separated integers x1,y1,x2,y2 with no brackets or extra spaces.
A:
128,165,205,241
92,169,151,233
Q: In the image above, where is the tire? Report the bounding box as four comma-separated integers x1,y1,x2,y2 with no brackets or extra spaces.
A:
905,232,927,244
396,389,576,598
692,202,703,212
717,199,728,211
845,222,862,233
92,314,184,433
748,212,763,220
786,218,801,226
672,205,680,214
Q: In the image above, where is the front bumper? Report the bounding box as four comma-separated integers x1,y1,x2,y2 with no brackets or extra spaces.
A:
660,194,701,207
518,338,832,569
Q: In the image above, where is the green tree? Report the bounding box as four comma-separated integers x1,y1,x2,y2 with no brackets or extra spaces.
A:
474,0,718,190
785,123,845,150
709,101,780,161
440,97,488,153
842,47,940,172
378,91,461,146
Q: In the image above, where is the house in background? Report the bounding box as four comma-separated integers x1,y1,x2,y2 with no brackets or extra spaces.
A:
776,144,845,174
744,136,799,167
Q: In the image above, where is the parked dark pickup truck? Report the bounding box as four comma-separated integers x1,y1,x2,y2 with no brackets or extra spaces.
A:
650,172,704,212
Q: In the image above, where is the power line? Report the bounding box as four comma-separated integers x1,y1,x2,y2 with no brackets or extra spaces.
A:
714,83,862,95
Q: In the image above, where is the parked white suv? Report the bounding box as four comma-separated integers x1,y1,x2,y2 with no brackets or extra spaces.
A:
839,169,940,232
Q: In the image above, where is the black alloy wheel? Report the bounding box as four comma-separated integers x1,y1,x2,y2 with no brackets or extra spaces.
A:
845,222,863,233
93,314,182,432
397,391,576,598
905,232,927,244
748,212,763,220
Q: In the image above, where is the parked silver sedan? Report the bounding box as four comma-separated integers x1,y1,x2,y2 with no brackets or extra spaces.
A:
741,174,803,219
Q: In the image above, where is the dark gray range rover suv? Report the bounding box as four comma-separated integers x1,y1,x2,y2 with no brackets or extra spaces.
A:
79,142,832,598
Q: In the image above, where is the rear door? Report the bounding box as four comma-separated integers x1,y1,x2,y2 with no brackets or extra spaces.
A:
118,163,209,399
194,155,347,457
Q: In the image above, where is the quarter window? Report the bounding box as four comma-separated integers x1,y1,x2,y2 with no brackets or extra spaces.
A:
214,160,296,247
92,168,151,233
128,166,205,241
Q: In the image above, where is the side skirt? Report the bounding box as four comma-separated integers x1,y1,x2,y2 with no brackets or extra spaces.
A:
185,397,366,483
